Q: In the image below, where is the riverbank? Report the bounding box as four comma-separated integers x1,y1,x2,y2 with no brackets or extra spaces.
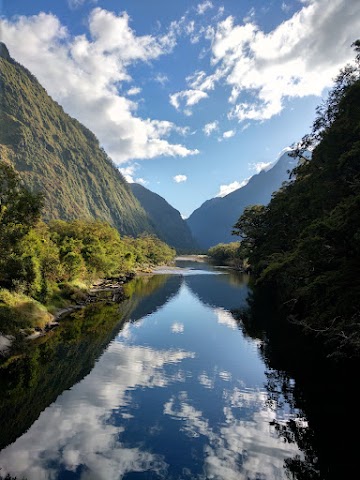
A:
0,273,137,357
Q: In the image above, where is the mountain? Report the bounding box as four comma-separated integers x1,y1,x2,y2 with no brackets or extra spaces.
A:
130,183,198,252
0,43,152,236
187,152,297,250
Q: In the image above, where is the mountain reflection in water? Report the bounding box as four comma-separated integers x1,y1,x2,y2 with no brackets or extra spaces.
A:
0,261,302,479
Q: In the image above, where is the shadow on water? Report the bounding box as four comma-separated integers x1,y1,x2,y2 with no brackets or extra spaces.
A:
0,274,181,451
123,274,182,323
235,285,360,480
185,271,249,311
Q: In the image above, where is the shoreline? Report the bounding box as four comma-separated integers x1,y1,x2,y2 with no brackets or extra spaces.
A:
0,257,207,356
0,273,136,357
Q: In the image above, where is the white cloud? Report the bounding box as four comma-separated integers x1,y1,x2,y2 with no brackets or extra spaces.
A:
243,7,256,24
281,2,291,13
171,322,184,333
215,179,249,197
197,1,214,15
249,161,274,173
218,370,232,381
68,0,86,9
174,0,360,123
135,177,148,185
0,341,195,479
163,387,300,479
198,372,214,389
118,164,148,185
215,308,238,330
1,9,198,163
127,86,142,96
203,120,218,136
221,0,360,121
173,174,187,183
170,89,208,112
222,129,235,139
119,163,139,183
154,72,169,85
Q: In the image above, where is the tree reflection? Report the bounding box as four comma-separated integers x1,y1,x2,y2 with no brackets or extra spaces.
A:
233,286,358,480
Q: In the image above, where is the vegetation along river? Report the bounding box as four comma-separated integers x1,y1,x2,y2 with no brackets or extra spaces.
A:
0,258,356,479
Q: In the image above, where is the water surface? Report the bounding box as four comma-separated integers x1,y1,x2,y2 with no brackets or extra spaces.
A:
0,259,301,479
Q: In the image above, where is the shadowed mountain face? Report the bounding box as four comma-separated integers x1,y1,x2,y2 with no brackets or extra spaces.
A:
187,152,297,250
0,43,152,237
130,183,198,253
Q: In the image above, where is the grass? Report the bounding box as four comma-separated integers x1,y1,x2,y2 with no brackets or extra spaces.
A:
0,288,53,335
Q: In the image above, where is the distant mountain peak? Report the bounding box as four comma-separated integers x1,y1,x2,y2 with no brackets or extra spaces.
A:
187,151,297,250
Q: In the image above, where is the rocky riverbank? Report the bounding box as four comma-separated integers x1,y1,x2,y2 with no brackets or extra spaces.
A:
0,273,136,357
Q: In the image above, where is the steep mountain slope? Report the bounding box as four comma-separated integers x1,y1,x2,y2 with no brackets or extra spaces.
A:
130,183,198,252
187,152,297,249
0,43,152,236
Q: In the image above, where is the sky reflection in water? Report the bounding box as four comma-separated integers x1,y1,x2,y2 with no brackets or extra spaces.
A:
0,263,300,479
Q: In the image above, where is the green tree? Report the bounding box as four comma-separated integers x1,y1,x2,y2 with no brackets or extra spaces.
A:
0,161,43,288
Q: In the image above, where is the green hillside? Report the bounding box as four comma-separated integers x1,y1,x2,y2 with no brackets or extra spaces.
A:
130,183,198,252
0,42,152,236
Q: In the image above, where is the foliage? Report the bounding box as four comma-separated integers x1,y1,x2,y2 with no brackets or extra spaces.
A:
0,289,52,334
233,43,360,358
0,301,129,451
207,242,248,270
0,162,43,288
0,164,175,334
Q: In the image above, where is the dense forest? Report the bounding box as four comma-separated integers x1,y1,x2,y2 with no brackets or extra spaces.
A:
0,162,175,335
233,42,360,360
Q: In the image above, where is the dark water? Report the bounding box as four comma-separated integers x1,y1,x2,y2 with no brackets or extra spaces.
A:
0,259,335,479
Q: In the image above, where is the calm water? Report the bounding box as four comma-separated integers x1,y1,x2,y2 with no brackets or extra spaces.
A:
0,259,302,479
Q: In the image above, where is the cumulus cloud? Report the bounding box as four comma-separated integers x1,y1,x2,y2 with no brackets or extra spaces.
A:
68,0,87,9
223,0,360,121
0,9,198,163
127,86,142,96
203,120,218,136
222,129,235,139
173,174,187,183
0,340,195,479
164,387,300,479
250,161,274,173
215,308,238,330
173,0,360,122
170,89,208,113
215,179,249,197
197,1,214,15
198,372,215,389
154,72,169,85
119,163,139,183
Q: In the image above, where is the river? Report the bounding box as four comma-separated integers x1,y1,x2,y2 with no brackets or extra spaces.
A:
0,258,354,479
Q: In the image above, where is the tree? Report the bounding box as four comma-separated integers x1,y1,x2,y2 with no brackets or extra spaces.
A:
0,161,43,287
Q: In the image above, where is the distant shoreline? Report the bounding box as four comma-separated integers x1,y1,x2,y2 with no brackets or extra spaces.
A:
175,255,208,262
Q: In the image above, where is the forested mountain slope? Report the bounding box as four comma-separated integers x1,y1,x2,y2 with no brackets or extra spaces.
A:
187,152,297,250
130,183,198,252
234,50,360,358
0,42,151,236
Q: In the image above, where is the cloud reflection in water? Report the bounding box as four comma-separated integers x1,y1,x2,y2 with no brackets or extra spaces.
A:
0,342,195,479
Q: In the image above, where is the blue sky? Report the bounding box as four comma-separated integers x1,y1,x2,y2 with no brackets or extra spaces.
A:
1,0,360,217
